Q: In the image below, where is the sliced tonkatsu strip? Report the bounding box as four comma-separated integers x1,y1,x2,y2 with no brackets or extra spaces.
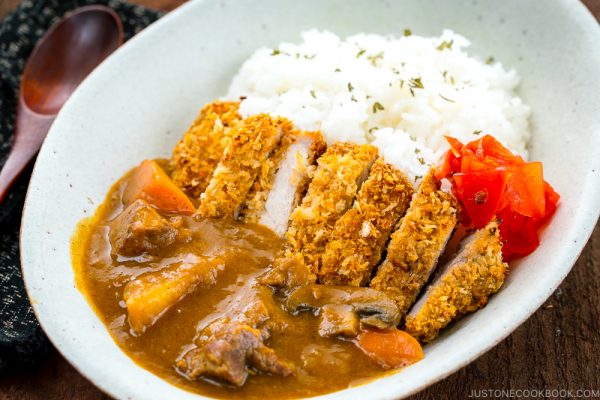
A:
404,221,508,343
284,143,379,279
370,170,458,318
198,114,291,219
170,101,241,198
320,158,414,286
241,130,326,236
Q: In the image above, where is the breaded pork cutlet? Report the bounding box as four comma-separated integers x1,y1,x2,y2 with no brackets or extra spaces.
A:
241,130,326,236
284,143,379,279
404,221,508,343
170,101,241,198
198,114,290,219
320,158,414,286
370,169,458,318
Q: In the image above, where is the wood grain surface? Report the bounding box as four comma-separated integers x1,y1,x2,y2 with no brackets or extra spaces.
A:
1,0,599,399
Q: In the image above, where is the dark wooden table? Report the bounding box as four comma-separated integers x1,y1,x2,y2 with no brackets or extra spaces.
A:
1,1,599,399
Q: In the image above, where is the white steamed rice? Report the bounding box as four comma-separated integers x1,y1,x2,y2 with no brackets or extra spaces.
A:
226,30,531,183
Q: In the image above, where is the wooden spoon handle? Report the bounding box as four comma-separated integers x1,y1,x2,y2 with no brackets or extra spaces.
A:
0,147,39,206
0,103,54,206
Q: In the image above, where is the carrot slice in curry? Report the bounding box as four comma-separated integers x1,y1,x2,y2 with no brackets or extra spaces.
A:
123,159,196,215
355,328,424,369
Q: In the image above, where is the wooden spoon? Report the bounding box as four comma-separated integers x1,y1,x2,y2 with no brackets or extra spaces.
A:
0,5,123,206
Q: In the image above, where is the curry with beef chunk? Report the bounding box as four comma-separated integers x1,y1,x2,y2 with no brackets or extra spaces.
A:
73,102,517,399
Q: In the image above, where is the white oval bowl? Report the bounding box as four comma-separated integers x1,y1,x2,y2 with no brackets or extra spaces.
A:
20,0,600,399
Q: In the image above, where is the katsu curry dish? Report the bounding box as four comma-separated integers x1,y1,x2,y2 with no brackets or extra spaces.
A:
72,30,559,398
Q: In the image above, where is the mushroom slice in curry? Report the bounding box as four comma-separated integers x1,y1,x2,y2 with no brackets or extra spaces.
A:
286,284,401,331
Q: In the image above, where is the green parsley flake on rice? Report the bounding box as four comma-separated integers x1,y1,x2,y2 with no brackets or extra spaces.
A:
226,29,530,184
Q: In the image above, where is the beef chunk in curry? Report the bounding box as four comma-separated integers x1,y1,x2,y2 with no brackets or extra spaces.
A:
178,322,293,386
108,199,191,257
177,284,294,386
258,255,315,290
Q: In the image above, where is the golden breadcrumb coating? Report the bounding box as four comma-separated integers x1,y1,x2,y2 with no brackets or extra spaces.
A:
198,114,289,219
284,142,378,279
241,130,325,224
320,158,414,286
370,169,458,317
170,101,241,198
290,135,327,219
404,221,508,343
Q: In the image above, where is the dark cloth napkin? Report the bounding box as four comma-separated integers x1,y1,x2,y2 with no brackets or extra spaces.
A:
0,0,162,373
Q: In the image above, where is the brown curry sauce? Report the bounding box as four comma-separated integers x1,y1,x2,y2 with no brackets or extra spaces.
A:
71,172,391,399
